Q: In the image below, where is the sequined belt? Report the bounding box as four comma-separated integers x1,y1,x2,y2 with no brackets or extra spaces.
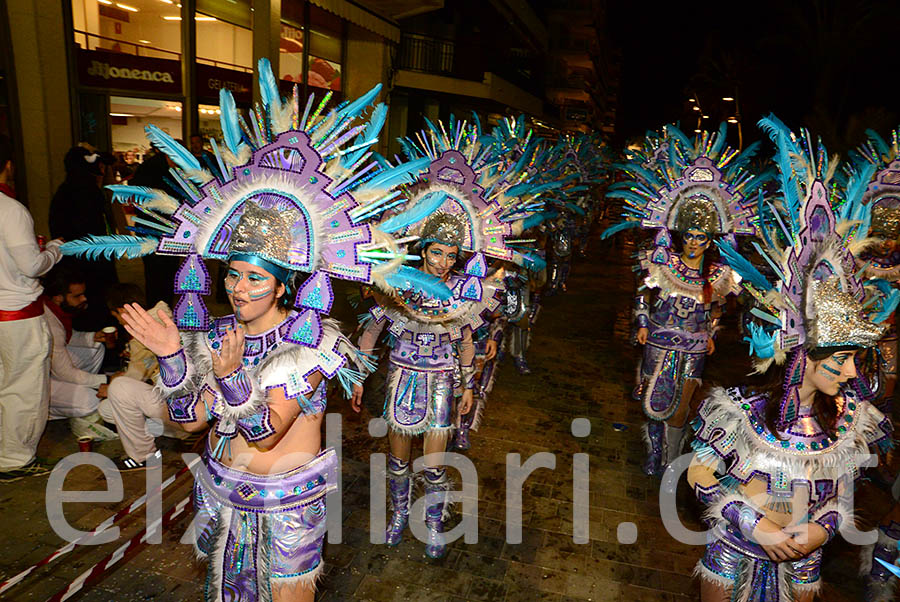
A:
647,326,708,351
0,298,44,322
200,447,337,513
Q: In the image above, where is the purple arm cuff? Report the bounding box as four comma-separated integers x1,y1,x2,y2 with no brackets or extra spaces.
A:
215,366,253,407
635,314,650,329
721,500,764,539
158,349,187,388
814,511,841,544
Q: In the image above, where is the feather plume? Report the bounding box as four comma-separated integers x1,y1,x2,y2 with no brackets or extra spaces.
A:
866,128,892,159
145,125,211,184
382,265,453,301
664,124,693,155
378,192,447,233
341,103,387,168
600,220,640,239
709,122,728,158
362,157,430,191
715,240,772,290
257,58,280,113
106,185,180,214
219,89,244,157
60,235,159,260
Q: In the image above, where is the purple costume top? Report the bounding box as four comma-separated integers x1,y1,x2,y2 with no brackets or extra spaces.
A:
361,272,504,435
158,311,362,446
691,385,892,599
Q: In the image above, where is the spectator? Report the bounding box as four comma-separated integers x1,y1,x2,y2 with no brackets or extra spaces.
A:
49,145,118,331
0,135,64,482
189,134,217,173
96,283,189,470
41,265,118,441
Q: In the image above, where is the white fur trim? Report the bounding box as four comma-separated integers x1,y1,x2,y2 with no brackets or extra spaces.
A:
695,387,892,496
270,561,325,593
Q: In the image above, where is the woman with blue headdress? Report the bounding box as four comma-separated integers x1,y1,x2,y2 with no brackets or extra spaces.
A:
350,114,545,557
687,117,894,602
602,123,767,477
61,58,444,601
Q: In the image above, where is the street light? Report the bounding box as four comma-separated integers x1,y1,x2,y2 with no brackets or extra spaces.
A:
702,115,710,119
722,97,734,102
692,106,700,111
727,118,738,124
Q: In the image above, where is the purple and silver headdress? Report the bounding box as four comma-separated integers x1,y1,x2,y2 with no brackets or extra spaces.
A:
61,58,451,334
601,123,768,263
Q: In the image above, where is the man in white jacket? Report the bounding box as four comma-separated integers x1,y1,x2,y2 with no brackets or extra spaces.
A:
0,135,64,481
40,266,117,432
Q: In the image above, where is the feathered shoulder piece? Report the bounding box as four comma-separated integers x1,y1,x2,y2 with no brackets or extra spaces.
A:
369,271,504,343
693,386,892,500
602,123,769,269
637,250,739,304
60,57,449,332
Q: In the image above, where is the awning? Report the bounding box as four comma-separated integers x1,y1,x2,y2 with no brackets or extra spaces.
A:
310,0,401,43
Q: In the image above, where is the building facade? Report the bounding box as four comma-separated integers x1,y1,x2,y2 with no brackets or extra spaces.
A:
2,0,610,235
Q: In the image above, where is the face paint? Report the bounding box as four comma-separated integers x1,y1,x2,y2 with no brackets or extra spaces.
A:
809,351,857,394
224,261,283,324
423,242,459,279
682,230,709,260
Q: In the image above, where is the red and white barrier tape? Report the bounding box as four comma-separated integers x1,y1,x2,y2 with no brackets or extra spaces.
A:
0,457,197,596
47,493,193,602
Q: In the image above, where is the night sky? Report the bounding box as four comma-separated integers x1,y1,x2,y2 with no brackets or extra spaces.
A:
608,0,900,153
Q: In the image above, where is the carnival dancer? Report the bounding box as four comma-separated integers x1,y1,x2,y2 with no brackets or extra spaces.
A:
839,127,900,413
688,116,894,602
602,123,768,476
60,58,445,601
351,116,547,557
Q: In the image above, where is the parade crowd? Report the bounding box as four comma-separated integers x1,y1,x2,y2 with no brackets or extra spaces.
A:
6,55,900,602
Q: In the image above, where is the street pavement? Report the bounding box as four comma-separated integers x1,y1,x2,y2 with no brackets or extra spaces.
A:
0,234,889,601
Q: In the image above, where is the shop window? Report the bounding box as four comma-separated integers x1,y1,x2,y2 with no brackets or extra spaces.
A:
198,103,223,141
196,0,253,71
71,0,181,59
307,5,342,92
279,22,304,85
109,96,182,163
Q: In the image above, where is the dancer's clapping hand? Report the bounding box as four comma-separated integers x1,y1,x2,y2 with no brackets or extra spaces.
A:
212,325,245,377
120,303,181,357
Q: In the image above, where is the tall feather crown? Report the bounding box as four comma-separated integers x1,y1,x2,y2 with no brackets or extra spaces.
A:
601,122,770,265
718,115,889,370
60,58,452,332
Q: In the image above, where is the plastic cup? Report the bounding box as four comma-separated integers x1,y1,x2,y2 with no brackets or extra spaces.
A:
102,326,117,334
78,437,93,453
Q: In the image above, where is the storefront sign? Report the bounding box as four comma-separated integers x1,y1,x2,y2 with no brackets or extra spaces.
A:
77,49,181,94
196,64,252,104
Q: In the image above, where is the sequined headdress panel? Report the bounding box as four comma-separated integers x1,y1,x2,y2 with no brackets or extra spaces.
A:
419,211,466,248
